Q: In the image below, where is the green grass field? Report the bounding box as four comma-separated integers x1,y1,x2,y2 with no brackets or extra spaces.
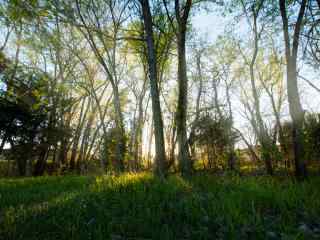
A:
0,173,320,240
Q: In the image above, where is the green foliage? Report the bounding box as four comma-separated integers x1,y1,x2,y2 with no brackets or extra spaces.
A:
0,51,72,176
1,0,51,24
125,10,174,81
0,173,320,239
100,127,119,172
194,114,234,148
193,113,238,169
0,61,51,146
280,114,320,169
304,113,320,163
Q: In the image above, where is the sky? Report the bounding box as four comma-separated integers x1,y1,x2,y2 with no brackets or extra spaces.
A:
192,10,227,42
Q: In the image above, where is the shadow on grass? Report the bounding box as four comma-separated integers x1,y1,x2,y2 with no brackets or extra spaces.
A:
1,174,203,240
0,176,94,210
1,173,320,240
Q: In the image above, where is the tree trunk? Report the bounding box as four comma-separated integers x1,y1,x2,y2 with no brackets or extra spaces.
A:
248,11,273,175
262,80,289,169
225,80,237,171
16,144,29,177
74,0,126,173
167,115,177,171
176,0,193,176
133,98,144,171
34,145,49,176
85,123,103,166
189,51,203,165
0,133,8,155
70,98,88,169
141,0,167,177
147,122,154,170
176,40,192,176
288,60,306,177
279,0,307,178
112,85,126,172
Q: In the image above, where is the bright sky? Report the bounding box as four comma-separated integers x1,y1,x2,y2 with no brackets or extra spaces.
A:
192,10,227,42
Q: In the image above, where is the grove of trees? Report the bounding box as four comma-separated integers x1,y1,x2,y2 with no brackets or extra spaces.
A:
0,0,320,179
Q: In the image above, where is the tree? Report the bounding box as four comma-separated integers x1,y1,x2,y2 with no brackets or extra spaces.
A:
69,0,128,172
163,0,193,176
279,0,307,178
208,36,239,171
0,52,67,176
234,0,275,175
140,0,167,177
188,43,205,167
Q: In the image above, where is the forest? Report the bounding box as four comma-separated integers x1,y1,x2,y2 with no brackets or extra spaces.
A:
0,0,320,239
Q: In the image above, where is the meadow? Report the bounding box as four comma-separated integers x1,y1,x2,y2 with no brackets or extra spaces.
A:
1,173,320,240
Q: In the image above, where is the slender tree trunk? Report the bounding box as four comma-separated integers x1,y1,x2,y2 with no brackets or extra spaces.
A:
133,98,144,171
176,24,192,176
176,0,193,176
52,143,58,169
279,0,307,178
234,127,260,163
112,85,126,172
225,81,237,171
189,51,203,165
76,109,95,171
141,0,167,177
0,133,8,155
85,123,103,165
17,157,27,176
129,108,137,171
58,139,68,166
15,144,29,176
262,81,289,168
165,114,177,171
147,122,154,170
70,98,88,169
75,0,126,173
288,60,306,177
248,11,273,175
34,145,49,176
77,135,85,171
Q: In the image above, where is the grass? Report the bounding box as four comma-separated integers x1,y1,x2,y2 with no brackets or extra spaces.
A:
0,173,320,240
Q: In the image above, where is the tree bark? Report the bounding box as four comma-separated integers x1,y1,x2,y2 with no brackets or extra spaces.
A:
189,51,203,166
133,96,144,171
70,98,89,170
140,0,167,177
112,84,126,172
260,78,289,168
175,0,193,177
0,133,8,156
34,145,49,176
225,79,237,171
247,9,273,175
279,0,307,178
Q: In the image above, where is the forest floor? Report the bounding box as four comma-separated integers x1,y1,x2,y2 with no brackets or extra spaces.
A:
0,173,320,240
